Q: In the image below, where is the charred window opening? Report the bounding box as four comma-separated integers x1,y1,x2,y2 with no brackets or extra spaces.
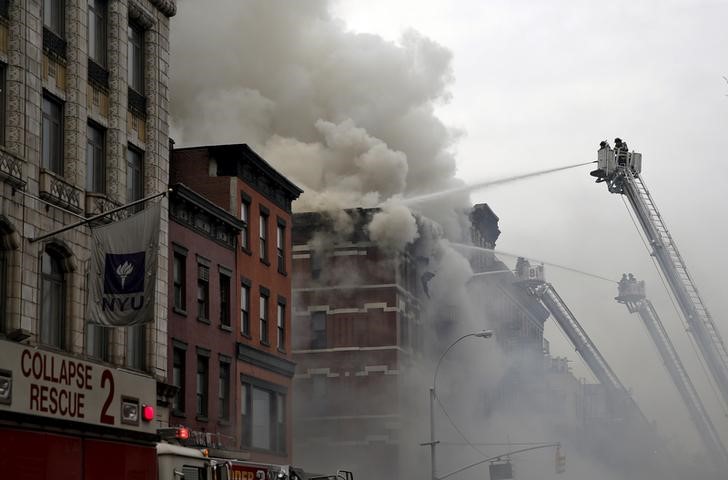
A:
310,311,327,349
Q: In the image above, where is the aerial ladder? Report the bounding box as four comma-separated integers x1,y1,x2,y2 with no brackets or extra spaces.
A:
514,259,649,425
615,276,728,469
591,140,728,410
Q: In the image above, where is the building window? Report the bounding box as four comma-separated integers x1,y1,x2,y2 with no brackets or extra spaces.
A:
173,252,186,312
40,248,67,349
252,387,271,450
310,250,322,280
0,63,6,146
172,346,186,413
86,323,109,362
276,222,285,274
86,122,105,193
259,212,268,262
126,147,143,211
43,0,64,37
42,95,64,176
240,379,286,454
126,324,145,370
219,361,230,421
259,292,269,344
240,198,250,251
0,221,14,335
240,383,251,448
219,272,230,328
196,354,209,418
277,302,285,351
241,283,250,336
197,264,209,321
128,23,144,94
0,246,6,334
311,311,327,349
88,0,107,67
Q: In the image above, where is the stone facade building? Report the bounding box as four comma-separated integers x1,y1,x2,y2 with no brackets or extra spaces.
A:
0,0,175,477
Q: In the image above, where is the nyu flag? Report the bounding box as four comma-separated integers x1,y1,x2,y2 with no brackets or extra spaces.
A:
88,202,161,326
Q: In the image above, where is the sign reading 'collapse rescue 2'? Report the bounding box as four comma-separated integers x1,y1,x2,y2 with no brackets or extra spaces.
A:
88,202,161,326
0,339,156,432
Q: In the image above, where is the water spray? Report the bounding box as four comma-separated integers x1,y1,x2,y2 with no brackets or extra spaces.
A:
453,243,617,283
402,161,596,205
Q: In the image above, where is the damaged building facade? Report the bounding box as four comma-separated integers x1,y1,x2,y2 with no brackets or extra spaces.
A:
290,203,622,478
291,208,422,477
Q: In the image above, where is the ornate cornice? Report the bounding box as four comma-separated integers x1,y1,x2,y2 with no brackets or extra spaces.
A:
169,183,243,250
150,0,176,17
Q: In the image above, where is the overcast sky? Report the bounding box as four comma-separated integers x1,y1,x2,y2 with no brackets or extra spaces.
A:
331,0,728,447
171,0,728,456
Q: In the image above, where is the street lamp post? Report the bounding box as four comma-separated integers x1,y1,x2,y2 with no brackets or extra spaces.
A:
427,330,494,480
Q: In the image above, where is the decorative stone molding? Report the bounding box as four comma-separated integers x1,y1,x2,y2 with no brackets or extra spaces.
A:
39,170,84,213
0,149,24,187
150,0,177,18
128,2,156,28
84,192,127,222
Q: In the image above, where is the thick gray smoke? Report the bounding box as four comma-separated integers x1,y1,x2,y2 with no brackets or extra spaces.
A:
171,0,467,244
170,2,712,479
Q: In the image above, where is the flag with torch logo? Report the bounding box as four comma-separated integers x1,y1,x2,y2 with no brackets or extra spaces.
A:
87,202,161,326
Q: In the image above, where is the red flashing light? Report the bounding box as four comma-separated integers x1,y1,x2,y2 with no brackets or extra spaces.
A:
142,404,155,422
176,427,190,440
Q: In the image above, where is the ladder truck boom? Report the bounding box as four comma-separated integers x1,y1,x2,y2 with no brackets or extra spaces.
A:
591,140,728,409
616,277,728,469
514,259,647,424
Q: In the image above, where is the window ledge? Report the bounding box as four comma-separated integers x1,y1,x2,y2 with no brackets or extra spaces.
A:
242,247,252,256
219,324,232,332
259,340,271,347
197,316,210,325
277,348,286,354
173,307,187,316
260,258,271,266
171,410,186,418
218,419,231,426
196,415,209,422
241,332,252,340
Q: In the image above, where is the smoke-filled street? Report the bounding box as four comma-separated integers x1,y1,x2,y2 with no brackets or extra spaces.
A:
0,1,725,479
166,1,728,479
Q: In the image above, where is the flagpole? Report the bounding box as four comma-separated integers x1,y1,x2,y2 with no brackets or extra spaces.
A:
30,189,171,243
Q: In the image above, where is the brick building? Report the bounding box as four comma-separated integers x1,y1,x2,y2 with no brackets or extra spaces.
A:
166,183,242,447
0,0,175,478
171,144,302,464
290,208,422,477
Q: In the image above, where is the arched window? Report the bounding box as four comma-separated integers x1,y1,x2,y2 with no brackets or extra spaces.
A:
40,242,73,350
0,217,19,334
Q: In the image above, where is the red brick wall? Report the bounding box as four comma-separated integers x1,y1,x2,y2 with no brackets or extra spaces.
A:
167,218,237,440
171,147,295,464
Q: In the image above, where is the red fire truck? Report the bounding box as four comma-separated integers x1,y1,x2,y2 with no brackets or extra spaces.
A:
156,433,354,480
0,339,160,479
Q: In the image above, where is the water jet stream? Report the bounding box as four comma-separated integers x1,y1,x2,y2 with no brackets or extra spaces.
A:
453,243,616,283
402,161,595,205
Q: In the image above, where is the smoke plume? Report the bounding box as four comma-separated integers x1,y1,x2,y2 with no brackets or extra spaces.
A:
171,0,465,244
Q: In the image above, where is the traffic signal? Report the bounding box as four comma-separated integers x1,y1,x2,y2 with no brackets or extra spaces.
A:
555,446,566,474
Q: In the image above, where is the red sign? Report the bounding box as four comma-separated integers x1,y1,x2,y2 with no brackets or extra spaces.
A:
0,339,157,432
231,464,269,480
